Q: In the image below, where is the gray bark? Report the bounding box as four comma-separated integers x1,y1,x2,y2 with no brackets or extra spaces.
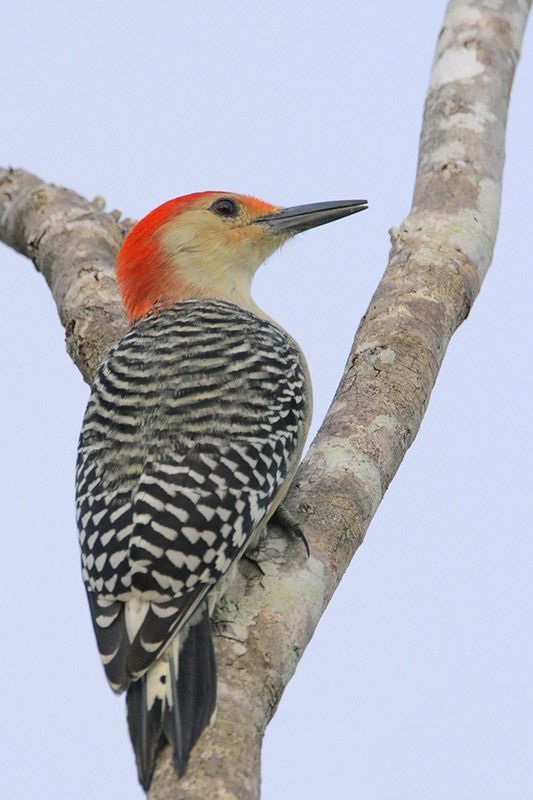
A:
0,1,529,797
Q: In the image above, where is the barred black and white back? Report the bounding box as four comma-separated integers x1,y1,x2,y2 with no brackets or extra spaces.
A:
75,300,310,787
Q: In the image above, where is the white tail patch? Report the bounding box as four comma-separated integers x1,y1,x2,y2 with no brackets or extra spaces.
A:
145,633,181,710
125,597,150,642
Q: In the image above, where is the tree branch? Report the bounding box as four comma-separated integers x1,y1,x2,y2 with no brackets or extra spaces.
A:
0,1,529,797
0,170,130,382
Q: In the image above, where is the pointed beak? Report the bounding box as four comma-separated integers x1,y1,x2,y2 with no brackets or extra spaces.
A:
253,198,368,234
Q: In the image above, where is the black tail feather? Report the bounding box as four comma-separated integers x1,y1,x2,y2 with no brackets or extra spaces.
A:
165,610,217,776
126,605,217,790
126,679,166,791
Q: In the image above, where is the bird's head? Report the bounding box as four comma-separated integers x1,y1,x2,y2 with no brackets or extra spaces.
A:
116,191,367,322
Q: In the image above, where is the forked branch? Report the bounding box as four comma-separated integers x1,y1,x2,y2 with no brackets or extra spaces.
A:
0,1,529,797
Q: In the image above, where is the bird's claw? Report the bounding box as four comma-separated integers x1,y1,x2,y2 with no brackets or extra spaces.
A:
272,505,310,557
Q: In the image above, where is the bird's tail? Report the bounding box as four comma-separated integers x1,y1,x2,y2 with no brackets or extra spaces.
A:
126,604,217,791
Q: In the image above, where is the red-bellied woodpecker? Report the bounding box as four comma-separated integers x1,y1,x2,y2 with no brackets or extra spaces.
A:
76,191,367,789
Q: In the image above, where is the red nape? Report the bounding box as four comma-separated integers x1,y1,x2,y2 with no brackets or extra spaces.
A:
116,191,278,322
116,192,219,322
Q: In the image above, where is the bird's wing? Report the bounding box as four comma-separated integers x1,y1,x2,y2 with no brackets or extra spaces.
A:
85,584,210,692
76,301,310,691
79,436,296,689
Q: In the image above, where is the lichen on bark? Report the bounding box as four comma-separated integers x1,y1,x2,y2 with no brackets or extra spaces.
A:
0,2,530,797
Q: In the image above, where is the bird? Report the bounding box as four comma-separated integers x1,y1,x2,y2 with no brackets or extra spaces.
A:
75,190,367,790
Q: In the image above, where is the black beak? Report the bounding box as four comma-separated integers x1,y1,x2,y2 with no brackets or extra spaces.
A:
253,199,368,234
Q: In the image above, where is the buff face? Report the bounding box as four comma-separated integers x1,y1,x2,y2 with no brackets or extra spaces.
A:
116,191,367,321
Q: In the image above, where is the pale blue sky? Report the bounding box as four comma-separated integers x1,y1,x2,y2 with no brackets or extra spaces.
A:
2,2,532,798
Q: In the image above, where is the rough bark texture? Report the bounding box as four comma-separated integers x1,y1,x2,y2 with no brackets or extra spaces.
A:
0,1,530,798
0,171,131,382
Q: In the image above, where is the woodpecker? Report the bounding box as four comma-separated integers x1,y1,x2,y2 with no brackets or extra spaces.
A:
76,191,367,790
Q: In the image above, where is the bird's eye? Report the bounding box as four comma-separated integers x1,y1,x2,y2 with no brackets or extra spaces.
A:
211,197,239,218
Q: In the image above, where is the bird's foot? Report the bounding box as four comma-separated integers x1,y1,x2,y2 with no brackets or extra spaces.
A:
272,505,310,557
